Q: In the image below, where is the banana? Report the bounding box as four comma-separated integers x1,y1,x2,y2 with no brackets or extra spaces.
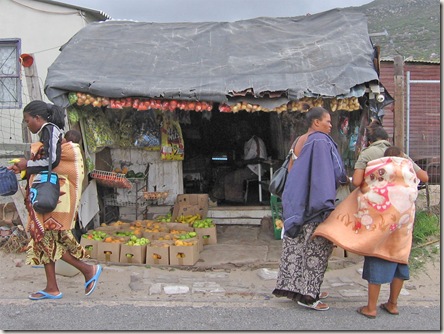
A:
8,159,26,179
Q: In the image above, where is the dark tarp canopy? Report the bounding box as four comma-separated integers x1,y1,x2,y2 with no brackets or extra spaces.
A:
45,8,379,108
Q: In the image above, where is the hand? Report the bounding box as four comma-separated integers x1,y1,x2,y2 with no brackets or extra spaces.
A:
31,147,45,161
13,158,27,173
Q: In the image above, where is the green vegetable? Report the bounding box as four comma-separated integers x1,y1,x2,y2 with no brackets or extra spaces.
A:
126,170,136,178
68,92,78,105
67,108,80,123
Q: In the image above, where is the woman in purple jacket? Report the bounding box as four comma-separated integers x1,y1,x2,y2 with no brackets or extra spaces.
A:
272,107,348,311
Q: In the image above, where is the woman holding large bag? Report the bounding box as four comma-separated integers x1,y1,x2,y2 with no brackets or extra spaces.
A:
9,101,102,300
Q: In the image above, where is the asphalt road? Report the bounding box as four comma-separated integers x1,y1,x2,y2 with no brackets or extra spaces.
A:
1,299,440,331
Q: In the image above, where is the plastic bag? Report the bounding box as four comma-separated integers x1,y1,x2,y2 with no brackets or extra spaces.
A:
134,111,160,150
0,167,18,196
83,110,116,153
160,114,184,160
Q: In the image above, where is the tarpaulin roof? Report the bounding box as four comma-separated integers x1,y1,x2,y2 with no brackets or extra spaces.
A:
45,8,379,107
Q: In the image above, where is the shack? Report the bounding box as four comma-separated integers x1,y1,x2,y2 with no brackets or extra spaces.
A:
44,8,390,226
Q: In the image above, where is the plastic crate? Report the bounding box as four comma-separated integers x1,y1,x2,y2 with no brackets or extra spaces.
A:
270,195,283,240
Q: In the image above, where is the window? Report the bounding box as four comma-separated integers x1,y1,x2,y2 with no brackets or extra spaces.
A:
0,39,21,109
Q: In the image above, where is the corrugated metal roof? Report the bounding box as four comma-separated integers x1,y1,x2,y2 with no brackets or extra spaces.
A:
381,58,440,65
33,0,111,21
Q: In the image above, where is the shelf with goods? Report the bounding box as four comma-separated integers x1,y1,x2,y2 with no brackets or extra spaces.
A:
91,169,150,222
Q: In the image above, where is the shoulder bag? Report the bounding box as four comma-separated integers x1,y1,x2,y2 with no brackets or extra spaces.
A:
268,151,291,198
268,136,300,198
29,126,61,214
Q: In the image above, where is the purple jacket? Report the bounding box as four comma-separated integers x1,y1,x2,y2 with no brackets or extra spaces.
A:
282,131,347,238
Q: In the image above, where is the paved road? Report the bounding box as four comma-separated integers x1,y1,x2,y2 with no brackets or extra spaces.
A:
0,298,440,331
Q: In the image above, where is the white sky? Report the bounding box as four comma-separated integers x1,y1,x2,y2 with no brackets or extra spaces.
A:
57,0,374,22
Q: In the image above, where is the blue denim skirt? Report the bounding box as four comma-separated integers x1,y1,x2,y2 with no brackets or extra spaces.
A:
362,256,410,284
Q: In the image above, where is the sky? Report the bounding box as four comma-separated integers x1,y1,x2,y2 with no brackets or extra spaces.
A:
56,0,374,22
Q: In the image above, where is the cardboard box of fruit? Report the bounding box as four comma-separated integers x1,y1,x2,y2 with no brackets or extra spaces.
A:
169,239,199,266
80,230,110,259
96,235,128,263
146,240,172,265
171,194,209,221
80,236,99,259
119,236,150,264
192,218,217,245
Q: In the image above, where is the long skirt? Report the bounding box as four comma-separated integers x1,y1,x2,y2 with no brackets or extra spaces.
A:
272,221,333,301
26,230,89,266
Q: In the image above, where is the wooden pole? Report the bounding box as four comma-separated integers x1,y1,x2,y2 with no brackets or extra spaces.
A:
393,55,405,150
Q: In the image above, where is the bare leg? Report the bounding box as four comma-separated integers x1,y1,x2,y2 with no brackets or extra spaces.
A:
61,252,97,293
29,261,60,298
381,277,403,314
359,283,381,317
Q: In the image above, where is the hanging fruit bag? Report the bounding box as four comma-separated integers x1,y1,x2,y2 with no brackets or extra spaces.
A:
160,114,184,161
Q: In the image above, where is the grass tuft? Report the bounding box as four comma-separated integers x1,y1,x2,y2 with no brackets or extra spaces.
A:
412,210,440,244
409,210,440,273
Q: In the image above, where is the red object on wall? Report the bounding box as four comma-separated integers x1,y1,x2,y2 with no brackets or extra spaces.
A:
19,54,34,67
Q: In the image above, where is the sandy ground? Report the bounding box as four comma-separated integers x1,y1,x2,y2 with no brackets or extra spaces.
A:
0,244,440,308
0,185,439,306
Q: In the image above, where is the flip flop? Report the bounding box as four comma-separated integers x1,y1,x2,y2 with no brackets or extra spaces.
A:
356,306,376,319
380,303,399,315
85,264,102,296
29,290,63,300
297,300,330,311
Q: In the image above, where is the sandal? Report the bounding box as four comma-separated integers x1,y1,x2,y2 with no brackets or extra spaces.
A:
380,302,399,315
357,306,376,319
297,300,329,311
85,264,102,296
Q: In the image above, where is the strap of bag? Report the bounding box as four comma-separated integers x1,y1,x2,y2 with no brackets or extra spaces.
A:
288,136,301,156
47,126,53,176
45,125,56,178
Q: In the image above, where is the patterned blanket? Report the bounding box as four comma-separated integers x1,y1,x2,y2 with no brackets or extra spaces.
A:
27,142,84,242
313,157,419,264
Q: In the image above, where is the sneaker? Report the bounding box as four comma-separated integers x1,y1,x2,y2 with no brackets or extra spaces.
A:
297,300,330,311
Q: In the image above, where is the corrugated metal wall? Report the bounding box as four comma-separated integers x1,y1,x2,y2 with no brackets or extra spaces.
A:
379,61,440,160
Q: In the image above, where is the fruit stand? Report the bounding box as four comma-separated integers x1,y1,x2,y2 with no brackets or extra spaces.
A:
43,9,392,227
80,194,215,266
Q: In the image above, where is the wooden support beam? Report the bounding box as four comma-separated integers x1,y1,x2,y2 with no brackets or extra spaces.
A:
393,55,405,150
